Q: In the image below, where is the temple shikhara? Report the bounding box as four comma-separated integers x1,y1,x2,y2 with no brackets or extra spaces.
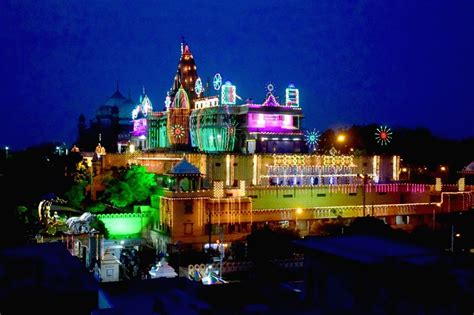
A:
73,40,473,254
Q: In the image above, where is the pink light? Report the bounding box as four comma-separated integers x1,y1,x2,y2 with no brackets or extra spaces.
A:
247,113,295,132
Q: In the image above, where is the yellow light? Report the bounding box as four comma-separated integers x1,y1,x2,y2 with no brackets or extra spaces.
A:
440,166,446,171
296,208,303,215
402,168,407,172
337,134,346,143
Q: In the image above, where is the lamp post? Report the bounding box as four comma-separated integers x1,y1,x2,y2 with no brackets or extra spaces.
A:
295,207,302,234
358,173,368,216
5,146,9,159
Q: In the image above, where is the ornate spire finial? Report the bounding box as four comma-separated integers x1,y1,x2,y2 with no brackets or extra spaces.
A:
143,85,146,95
181,36,185,55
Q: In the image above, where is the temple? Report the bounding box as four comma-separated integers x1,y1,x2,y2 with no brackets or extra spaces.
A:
72,40,473,255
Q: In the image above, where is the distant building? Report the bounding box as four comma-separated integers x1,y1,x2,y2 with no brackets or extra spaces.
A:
77,84,136,153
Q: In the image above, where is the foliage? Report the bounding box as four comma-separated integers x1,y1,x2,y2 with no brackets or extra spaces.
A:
88,202,107,213
102,164,156,210
64,182,86,209
90,218,109,239
124,164,157,202
105,180,134,209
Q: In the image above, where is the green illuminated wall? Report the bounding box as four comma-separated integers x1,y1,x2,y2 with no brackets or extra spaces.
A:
97,212,151,239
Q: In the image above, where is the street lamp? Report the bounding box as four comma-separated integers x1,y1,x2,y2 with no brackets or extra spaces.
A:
336,134,346,143
5,146,9,158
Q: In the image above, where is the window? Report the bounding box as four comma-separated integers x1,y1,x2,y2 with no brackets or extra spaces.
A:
283,194,293,198
349,192,357,196
233,163,238,166
106,269,114,277
184,202,193,214
363,162,368,166
317,193,326,197
395,215,409,225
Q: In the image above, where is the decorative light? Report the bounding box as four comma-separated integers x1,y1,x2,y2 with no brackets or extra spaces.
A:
392,155,400,181
195,77,203,96
266,82,274,94
458,178,465,191
285,84,299,107
221,81,236,105
213,181,224,198
435,178,442,191
304,129,320,152
213,73,222,91
226,154,231,186
375,126,393,145
164,92,171,109
373,155,380,183
171,124,185,139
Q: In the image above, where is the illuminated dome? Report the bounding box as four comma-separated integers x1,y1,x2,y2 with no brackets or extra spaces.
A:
171,87,190,109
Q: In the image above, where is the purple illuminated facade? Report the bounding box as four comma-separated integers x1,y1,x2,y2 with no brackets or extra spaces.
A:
131,118,147,137
238,92,304,154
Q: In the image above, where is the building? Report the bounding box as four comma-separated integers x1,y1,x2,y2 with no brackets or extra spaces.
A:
77,84,137,153
0,242,99,314
296,235,474,314
75,40,473,254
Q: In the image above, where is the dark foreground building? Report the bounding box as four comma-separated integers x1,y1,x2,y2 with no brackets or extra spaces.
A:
0,242,99,315
296,235,474,315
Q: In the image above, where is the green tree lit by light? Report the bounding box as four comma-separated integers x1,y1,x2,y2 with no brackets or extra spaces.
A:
103,165,157,210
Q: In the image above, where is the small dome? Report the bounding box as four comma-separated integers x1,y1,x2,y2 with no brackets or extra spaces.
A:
168,158,201,176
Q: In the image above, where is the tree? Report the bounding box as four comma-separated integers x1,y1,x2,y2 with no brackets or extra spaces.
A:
64,182,86,209
124,164,157,203
102,164,157,210
106,180,134,208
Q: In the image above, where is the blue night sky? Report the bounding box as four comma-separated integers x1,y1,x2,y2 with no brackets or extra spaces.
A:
1,0,474,150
